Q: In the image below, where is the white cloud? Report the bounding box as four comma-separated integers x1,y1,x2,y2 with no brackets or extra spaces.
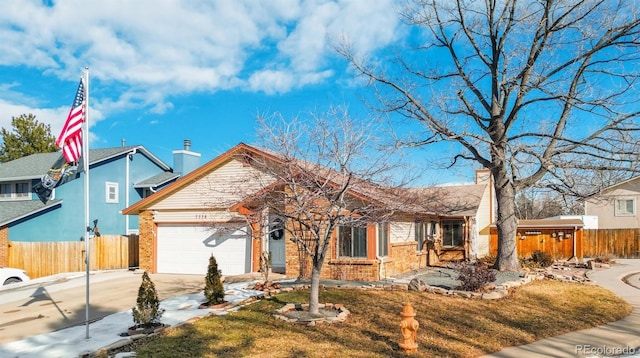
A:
0,97,104,146
0,0,400,114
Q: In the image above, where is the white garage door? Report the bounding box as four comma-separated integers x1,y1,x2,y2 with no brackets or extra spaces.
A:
157,224,251,275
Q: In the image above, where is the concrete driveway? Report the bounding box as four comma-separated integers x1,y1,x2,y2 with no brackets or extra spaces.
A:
0,270,205,344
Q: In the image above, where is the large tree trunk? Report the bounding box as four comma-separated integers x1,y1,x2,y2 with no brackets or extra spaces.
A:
492,168,521,271
308,264,322,315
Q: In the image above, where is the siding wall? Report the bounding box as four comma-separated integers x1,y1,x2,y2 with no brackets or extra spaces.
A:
585,179,640,229
151,159,275,210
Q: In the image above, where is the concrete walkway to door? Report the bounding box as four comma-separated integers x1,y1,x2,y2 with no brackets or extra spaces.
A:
483,259,640,358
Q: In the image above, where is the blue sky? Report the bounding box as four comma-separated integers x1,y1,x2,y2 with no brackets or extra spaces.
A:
0,0,472,185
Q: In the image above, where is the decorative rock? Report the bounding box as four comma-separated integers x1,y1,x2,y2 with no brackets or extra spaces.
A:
482,291,505,300
408,278,427,291
454,291,472,298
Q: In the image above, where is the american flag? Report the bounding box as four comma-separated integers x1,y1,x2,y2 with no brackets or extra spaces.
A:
56,79,85,163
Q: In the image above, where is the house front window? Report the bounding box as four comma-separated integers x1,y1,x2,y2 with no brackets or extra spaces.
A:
106,182,119,203
615,198,635,216
0,181,31,201
415,221,425,251
378,223,389,257
442,220,464,247
338,225,367,258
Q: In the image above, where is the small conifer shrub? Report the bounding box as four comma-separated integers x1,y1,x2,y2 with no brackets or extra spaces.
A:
132,271,164,328
204,254,225,305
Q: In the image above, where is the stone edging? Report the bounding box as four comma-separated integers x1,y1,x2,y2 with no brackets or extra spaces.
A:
274,303,350,326
255,276,544,300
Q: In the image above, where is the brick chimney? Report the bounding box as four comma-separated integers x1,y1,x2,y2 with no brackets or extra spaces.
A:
475,169,491,185
172,139,201,175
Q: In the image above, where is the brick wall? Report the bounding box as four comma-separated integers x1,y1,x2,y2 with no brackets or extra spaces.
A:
327,259,379,281
138,210,155,272
385,241,426,277
282,221,436,282
0,227,7,267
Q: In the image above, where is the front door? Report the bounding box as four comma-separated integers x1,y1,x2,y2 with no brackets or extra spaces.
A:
268,217,286,272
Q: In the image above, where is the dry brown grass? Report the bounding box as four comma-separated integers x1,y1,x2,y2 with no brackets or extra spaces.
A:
109,280,631,358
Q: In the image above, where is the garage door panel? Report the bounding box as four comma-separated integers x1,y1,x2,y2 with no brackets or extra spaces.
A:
157,224,251,275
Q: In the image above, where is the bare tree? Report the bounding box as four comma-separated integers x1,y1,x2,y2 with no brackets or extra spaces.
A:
339,0,640,270
515,188,573,219
239,107,405,315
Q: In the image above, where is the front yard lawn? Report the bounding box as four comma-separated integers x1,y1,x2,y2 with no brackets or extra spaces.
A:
103,280,631,358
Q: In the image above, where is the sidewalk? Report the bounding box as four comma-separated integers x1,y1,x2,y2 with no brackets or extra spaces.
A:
484,259,640,358
0,270,266,357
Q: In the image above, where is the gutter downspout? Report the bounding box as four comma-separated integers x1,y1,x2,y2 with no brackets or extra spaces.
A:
376,255,385,281
125,148,137,234
571,226,578,262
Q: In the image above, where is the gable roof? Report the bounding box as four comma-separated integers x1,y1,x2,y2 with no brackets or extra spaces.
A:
0,199,62,227
123,143,284,215
125,142,419,215
123,142,487,217
0,145,171,181
404,184,487,216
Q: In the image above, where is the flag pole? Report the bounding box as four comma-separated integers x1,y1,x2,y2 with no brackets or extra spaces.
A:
83,67,91,339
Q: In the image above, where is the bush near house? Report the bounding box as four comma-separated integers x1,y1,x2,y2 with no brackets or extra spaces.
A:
131,271,164,329
203,255,225,305
520,250,554,269
454,261,497,292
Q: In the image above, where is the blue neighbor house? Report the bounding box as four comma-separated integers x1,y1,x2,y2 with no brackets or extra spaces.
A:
0,141,200,274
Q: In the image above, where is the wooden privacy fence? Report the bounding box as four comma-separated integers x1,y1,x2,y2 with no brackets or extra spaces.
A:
582,229,640,259
490,228,581,260
8,234,139,279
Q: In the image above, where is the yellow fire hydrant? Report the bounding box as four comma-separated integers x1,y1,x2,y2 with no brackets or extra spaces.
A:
399,302,419,354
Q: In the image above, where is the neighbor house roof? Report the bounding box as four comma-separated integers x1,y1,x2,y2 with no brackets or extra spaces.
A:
489,218,584,228
0,199,62,227
0,152,60,181
588,175,640,197
133,172,180,189
516,219,584,228
0,145,171,182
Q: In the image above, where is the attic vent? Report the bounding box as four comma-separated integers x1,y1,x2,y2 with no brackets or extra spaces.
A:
240,153,254,167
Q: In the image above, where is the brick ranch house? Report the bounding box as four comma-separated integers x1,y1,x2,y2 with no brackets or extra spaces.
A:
123,143,495,281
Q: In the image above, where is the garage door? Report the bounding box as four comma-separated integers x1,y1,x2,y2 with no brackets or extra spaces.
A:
157,224,251,275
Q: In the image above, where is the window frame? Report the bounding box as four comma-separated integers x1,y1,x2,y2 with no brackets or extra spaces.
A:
0,181,32,201
441,220,465,247
415,221,425,251
377,222,389,257
337,225,368,258
614,197,635,216
105,182,119,203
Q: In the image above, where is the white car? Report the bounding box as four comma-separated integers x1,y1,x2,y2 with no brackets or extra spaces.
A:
0,267,30,285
